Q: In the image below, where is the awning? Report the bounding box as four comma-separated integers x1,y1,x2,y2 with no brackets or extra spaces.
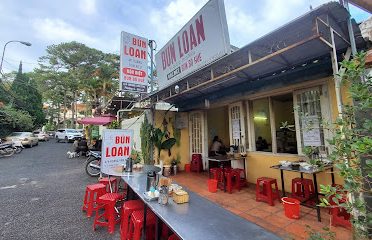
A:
77,116,116,125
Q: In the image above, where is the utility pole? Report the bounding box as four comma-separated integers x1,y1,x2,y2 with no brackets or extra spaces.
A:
149,40,156,93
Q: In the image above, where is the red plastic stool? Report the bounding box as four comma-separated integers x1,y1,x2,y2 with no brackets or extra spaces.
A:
256,177,280,206
209,168,222,180
120,200,144,240
191,154,203,172
82,183,106,217
291,178,315,201
331,197,351,229
225,169,240,194
168,234,180,240
99,177,118,193
233,168,247,189
93,193,124,234
127,210,156,240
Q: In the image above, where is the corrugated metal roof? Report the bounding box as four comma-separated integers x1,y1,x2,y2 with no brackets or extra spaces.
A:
147,2,364,109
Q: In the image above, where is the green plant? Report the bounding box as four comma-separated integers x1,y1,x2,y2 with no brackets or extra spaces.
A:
107,120,120,129
306,225,335,240
318,52,371,239
150,127,176,164
140,116,153,164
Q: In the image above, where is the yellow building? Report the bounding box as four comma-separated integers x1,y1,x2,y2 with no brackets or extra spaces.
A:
145,2,366,192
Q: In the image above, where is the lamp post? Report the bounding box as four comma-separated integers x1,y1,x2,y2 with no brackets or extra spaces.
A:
0,40,32,77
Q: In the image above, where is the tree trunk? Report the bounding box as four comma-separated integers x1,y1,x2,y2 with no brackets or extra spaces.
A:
71,91,75,129
63,90,67,128
57,102,60,128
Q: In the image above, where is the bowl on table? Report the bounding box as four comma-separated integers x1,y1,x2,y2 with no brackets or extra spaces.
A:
279,161,291,167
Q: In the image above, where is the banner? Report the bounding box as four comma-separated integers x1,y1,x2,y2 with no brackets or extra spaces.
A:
155,0,230,90
101,129,133,176
120,31,148,92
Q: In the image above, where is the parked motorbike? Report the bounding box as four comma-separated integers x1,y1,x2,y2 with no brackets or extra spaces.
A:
12,140,24,154
0,142,15,157
85,150,101,177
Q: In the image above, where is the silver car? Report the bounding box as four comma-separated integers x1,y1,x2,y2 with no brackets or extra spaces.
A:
6,132,39,147
33,131,50,141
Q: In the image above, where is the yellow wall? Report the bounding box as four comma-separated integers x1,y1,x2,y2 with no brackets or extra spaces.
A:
153,111,190,170
245,152,344,192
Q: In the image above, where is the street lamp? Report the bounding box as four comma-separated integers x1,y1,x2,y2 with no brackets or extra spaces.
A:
0,40,32,77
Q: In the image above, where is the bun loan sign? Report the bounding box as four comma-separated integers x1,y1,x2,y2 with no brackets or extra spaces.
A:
155,0,230,90
120,31,148,93
101,129,133,176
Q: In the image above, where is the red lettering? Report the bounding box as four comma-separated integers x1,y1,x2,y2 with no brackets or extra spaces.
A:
115,136,120,144
182,30,189,54
195,15,205,44
123,146,130,156
112,147,117,156
189,24,197,50
161,51,167,70
125,136,130,144
118,147,123,156
124,46,146,60
177,36,184,58
105,147,111,157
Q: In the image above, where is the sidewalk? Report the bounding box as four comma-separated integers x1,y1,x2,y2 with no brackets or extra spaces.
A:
172,172,351,240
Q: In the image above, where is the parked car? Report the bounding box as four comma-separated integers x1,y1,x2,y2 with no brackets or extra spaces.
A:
33,131,49,141
55,129,83,143
6,132,39,147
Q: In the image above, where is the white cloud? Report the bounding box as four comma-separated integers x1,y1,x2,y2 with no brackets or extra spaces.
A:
79,0,97,15
149,0,208,47
31,18,96,44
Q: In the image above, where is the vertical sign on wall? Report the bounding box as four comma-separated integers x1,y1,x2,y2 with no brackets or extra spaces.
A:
120,31,148,93
101,129,133,176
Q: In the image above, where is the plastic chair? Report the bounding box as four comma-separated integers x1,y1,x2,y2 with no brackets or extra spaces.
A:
120,200,144,240
127,210,156,240
256,177,280,206
99,177,118,193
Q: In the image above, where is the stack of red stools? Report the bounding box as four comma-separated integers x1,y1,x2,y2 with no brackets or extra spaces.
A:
120,200,144,240
256,177,280,206
93,192,125,234
291,178,315,202
191,154,203,173
127,210,156,240
225,168,241,194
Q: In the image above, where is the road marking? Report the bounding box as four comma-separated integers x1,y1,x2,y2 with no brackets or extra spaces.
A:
0,185,17,189
30,197,40,201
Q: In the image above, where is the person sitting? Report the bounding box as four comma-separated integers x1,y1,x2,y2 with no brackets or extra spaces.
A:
256,136,268,151
90,138,102,151
77,138,88,156
210,136,226,156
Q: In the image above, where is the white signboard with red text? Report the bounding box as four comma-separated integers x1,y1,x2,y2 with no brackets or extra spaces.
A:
155,0,230,90
120,31,148,92
101,129,133,176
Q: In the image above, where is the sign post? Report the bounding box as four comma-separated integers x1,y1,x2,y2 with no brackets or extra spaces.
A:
101,129,133,176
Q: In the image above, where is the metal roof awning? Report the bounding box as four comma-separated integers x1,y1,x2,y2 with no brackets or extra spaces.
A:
77,115,116,125
147,2,364,110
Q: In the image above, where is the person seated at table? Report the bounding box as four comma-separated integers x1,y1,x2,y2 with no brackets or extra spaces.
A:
90,138,102,151
210,136,227,156
77,137,89,156
256,136,268,151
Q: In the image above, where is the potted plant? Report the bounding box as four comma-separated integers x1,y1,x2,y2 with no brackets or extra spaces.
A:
171,154,181,175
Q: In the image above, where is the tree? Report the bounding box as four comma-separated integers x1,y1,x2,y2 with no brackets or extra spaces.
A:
10,62,45,127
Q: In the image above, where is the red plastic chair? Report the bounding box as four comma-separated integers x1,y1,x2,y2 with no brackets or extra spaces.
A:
191,154,203,172
256,177,280,206
82,183,106,217
168,234,180,240
330,197,352,229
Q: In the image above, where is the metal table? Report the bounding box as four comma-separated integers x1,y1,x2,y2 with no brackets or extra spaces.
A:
270,163,335,222
207,157,246,192
122,166,280,240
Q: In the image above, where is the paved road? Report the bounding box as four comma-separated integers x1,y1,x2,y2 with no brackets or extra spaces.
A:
0,140,119,240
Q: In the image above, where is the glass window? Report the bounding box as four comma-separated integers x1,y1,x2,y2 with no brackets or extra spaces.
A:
272,94,297,154
252,98,271,152
296,89,326,153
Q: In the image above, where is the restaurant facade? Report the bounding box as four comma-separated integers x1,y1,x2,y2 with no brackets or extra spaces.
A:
142,1,366,192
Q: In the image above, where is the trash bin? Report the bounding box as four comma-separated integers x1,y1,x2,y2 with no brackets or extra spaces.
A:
282,197,300,219
208,179,218,193
184,164,191,173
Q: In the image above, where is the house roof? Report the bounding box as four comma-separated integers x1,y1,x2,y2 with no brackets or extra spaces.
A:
146,2,364,111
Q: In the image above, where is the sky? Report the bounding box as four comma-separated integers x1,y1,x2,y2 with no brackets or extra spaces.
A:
0,0,370,73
